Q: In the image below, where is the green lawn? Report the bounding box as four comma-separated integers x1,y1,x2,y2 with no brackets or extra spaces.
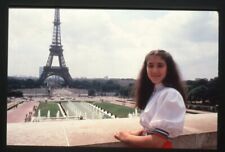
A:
93,102,138,118
34,102,62,117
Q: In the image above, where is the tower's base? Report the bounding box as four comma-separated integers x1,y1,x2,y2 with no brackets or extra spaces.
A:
38,66,72,86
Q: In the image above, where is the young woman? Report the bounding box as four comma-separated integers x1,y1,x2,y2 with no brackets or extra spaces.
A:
114,50,186,149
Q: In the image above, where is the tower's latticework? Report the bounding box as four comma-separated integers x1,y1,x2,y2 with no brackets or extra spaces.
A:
39,9,72,86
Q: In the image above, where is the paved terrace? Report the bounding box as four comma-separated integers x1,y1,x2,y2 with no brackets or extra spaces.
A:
7,113,217,149
7,101,39,123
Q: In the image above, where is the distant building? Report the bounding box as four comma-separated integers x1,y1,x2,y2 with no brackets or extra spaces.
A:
104,76,109,80
195,78,208,81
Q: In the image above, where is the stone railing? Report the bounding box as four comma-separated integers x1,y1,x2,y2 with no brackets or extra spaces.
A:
7,100,24,110
7,113,217,149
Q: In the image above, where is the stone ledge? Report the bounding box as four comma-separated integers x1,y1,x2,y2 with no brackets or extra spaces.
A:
7,113,217,149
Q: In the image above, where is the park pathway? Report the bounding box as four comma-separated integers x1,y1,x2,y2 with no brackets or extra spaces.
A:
7,101,39,123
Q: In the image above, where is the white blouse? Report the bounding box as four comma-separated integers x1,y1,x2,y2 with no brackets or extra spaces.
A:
140,83,186,138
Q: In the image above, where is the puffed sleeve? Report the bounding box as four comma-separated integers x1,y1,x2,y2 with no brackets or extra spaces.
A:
148,88,186,138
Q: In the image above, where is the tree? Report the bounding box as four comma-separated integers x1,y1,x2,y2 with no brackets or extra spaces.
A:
188,85,208,102
88,89,96,96
8,90,23,97
206,77,219,105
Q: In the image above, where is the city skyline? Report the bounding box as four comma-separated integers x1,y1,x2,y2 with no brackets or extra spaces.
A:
8,9,218,80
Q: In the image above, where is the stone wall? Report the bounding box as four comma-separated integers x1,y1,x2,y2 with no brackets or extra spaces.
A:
7,113,217,149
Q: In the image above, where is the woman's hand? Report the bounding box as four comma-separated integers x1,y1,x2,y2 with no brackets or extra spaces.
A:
114,131,130,143
114,129,144,142
129,129,144,136
114,129,168,148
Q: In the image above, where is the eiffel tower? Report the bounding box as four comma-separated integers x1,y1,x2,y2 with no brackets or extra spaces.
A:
38,8,72,86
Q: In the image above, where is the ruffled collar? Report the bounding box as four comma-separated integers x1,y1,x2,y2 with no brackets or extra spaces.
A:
154,83,164,92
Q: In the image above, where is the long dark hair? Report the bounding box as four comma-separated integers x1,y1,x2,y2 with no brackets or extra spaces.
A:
135,50,187,110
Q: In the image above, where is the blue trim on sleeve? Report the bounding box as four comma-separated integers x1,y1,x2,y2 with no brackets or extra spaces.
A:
150,128,169,138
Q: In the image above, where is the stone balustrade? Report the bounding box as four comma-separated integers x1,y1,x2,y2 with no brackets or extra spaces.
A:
7,113,217,149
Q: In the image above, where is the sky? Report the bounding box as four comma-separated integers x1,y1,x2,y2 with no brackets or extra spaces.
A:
8,9,218,80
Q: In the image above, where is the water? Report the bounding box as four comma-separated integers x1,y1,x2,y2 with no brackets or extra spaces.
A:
38,110,41,117
56,111,60,118
47,110,50,118
62,101,110,119
135,108,138,116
